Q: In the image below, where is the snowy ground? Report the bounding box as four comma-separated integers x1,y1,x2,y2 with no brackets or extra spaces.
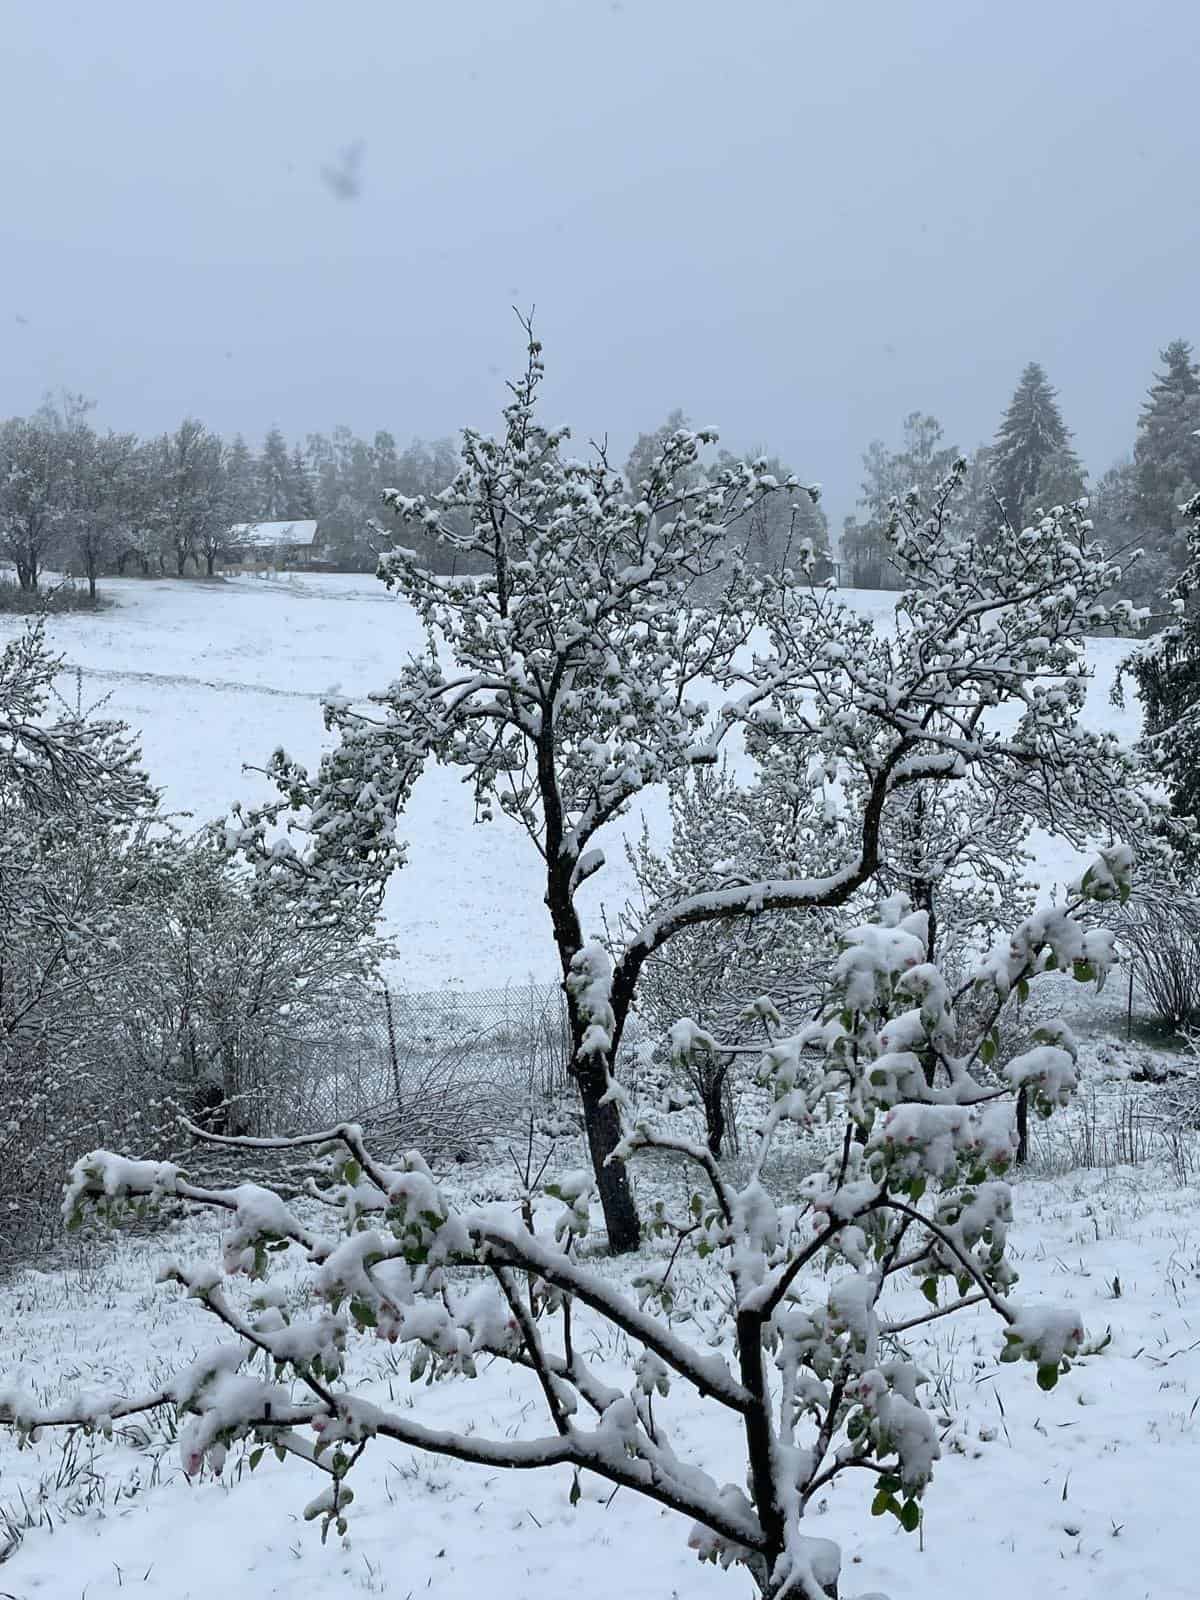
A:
0,576,1193,1598
0,573,1143,990
0,1114,1196,1600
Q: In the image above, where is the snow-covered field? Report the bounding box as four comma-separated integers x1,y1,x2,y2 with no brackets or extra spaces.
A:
0,1133,1196,1600
3,574,1192,1600
0,572,1143,990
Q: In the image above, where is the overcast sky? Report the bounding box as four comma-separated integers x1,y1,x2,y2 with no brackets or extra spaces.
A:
3,0,1197,526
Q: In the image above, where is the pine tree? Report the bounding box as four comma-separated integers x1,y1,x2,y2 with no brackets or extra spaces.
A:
991,363,1082,530
1133,338,1200,544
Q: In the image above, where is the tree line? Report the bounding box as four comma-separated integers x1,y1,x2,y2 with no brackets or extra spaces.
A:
0,398,832,600
840,338,1200,605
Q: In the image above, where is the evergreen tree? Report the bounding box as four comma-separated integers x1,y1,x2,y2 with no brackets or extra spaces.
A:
225,434,260,523
1129,491,1200,851
288,444,316,517
991,363,1081,530
257,427,293,520
1133,338,1200,547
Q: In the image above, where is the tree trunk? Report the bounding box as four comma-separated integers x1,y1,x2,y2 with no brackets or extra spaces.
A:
703,1074,726,1158
206,550,215,576
572,1046,641,1254
1015,1084,1029,1165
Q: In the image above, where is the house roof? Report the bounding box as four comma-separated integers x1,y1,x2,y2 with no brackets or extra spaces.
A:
228,519,320,549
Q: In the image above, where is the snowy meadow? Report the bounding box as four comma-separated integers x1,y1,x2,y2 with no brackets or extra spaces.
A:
2,556,1197,1600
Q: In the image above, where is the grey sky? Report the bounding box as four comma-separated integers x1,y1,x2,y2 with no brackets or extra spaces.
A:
3,0,1197,528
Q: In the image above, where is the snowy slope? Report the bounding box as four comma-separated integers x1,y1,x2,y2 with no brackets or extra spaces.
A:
0,574,1144,989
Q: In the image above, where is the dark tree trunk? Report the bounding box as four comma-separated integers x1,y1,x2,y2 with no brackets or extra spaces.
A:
1015,1084,1029,1164
703,1073,726,1159
206,550,216,576
572,1044,641,1254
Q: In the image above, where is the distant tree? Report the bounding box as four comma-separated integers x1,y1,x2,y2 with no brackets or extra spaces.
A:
1133,338,1200,575
257,427,295,521
288,444,316,518
0,396,92,592
845,414,959,587
624,408,699,501
152,419,230,577
225,435,261,524
991,364,1081,531
710,449,829,576
72,430,146,600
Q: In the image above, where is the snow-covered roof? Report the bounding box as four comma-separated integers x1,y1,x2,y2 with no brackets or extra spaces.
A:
228,520,320,549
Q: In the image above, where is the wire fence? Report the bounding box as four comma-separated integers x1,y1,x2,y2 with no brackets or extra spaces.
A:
282,980,648,1161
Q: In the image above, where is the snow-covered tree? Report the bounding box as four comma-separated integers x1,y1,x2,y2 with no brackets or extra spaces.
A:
0,854,1130,1600
71,429,147,600
0,397,93,592
149,419,231,577
1133,338,1200,571
1127,489,1200,851
0,623,160,1249
229,330,1151,1254
257,427,296,521
224,434,260,525
844,414,960,588
990,363,1081,533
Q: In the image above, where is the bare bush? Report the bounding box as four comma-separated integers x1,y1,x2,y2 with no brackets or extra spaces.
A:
1110,894,1200,1032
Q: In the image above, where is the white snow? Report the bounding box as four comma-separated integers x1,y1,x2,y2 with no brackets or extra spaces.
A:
1,1156,1196,1599
0,574,1142,990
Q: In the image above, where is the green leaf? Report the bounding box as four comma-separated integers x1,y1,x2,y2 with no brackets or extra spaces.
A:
350,1298,377,1329
981,1035,996,1065
921,1278,939,1306
1037,1362,1060,1391
871,1489,893,1517
249,1447,264,1471
900,1499,921,1533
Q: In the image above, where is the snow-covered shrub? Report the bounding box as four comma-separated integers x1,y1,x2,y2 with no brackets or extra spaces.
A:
0,856,1128,1600
0,623,386,1257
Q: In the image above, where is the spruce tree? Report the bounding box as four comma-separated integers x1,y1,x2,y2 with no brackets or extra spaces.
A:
257,427,293,520
225,434,260,522
991,363,1082,529
1133,338,1200,543
1130,491,1200,850
288,444,316,517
